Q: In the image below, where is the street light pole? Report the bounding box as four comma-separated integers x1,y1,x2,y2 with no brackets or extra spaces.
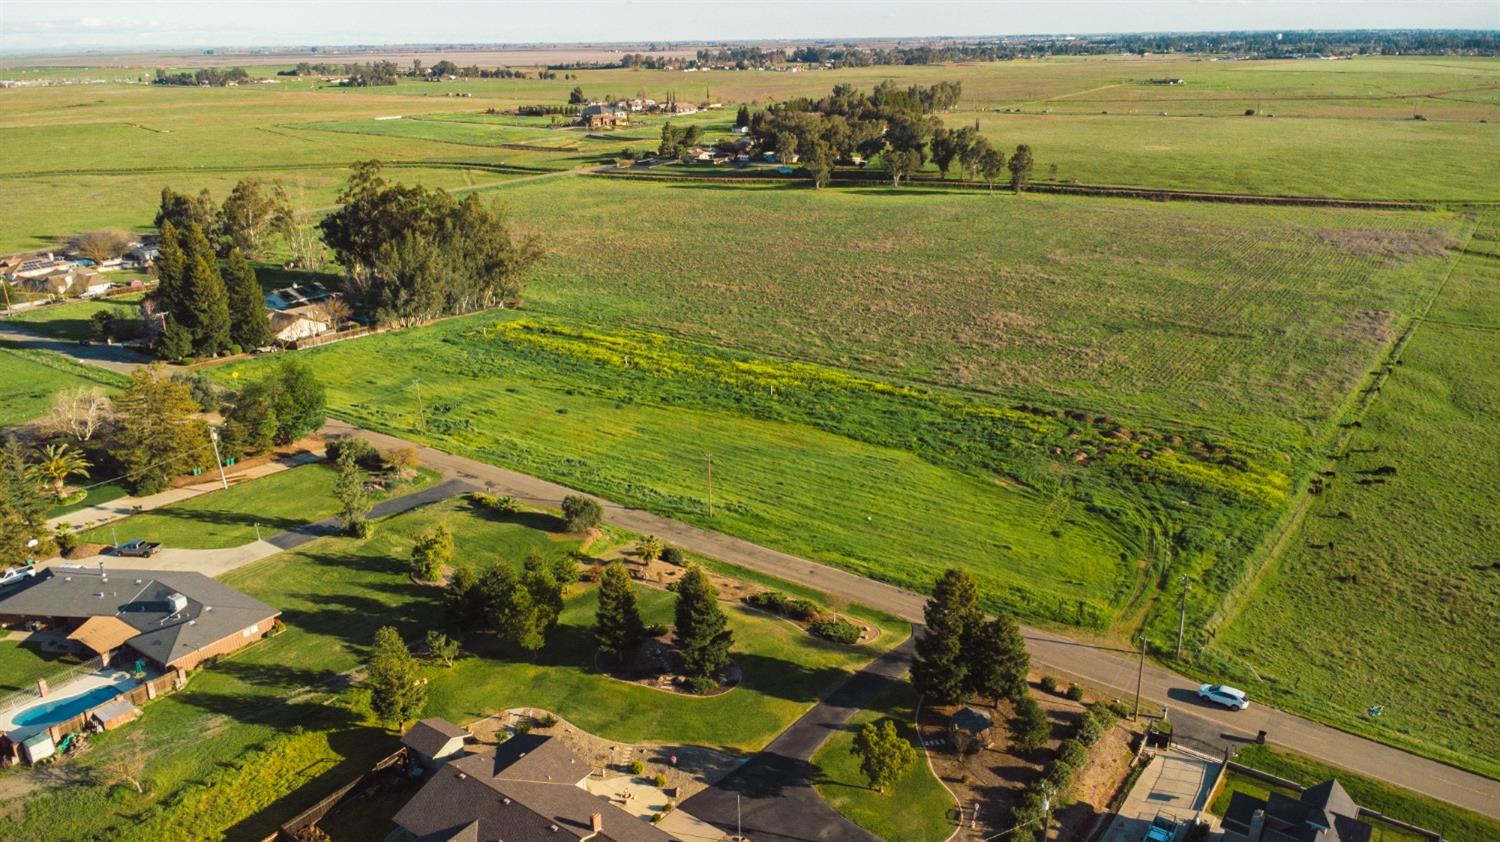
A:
208,429,229,491
1176,574,1190,659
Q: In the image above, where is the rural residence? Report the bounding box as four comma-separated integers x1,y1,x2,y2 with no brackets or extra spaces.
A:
1221,778,1375,842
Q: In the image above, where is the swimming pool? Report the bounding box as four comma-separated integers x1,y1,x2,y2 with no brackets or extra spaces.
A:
12,684,128,728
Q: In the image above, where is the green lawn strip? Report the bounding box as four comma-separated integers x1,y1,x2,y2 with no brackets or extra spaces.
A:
75,463,437,549
43,481,128,519
1207,212,1500,777
0,639,85,694
813,679,955,841
0,343,126,427
1219,745,1500,842
1,496,904,840
4,293,147,341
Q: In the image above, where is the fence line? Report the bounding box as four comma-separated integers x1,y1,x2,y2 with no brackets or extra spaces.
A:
272,747,408,841
0,654,103,715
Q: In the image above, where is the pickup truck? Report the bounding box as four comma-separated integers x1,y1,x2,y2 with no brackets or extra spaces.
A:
112,540,161,558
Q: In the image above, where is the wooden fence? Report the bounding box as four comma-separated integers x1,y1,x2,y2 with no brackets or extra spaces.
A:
268,747,409,842
43,669,185,746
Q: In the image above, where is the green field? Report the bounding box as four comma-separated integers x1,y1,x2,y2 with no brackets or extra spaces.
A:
75,461,434,549
0,343,126,427
1210,745,1500,842
1207,213,1500,776
813,680,955,841
5,293,146,341
0,495,905,841
0,56,1495,252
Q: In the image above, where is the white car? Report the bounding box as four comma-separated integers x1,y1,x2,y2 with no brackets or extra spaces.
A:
1197,684,1250,710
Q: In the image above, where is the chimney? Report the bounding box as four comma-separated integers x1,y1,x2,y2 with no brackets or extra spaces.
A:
591,813,603,833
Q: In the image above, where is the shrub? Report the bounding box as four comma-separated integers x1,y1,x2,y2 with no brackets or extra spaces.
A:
471,492,519,513
345,518,373,539
746,590,822,621
643,623,668,637
326,436,380,469
1065,683,1085,701
1106,699,1131,719
1077,704,1117,746
653,773,668,788
226,343,242,356
54,527,78,555
629,759,646,775
536,713,558,728
1040,675,1058,693
809,617,861,644
684,675,718,695
1054,738,1088,771
561,495,602,532
637,535,664,561
660,546,684,566
1010,695,1051,753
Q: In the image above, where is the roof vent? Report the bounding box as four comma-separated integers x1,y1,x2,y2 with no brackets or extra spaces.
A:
502,797,512,805
550,825,559,832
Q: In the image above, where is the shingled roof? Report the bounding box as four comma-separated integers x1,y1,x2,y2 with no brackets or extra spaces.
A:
393,730,676,842
0,567,279,669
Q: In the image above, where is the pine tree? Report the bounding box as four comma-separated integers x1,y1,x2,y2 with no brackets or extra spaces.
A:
334,445,371,535
153,220,186,318
0,436,51,566
965,613,1030,704
522,553,563,633
223,249,272,350
114,365,212,495
367,626,425,727
674,566,732,678
1010,694,1051,753
177,223,232,356
158,317,192,361
595,562,646,661
912,568,980,704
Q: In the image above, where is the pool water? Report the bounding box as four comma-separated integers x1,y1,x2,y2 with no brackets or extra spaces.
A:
12,684,128,728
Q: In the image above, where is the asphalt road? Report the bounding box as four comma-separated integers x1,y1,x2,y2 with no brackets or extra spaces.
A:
325,419,1500,820
680,638,915,842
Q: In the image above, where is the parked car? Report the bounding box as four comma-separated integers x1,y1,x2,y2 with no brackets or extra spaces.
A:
1197,683,1250,710
1144,815,1180,842
112,540,161,558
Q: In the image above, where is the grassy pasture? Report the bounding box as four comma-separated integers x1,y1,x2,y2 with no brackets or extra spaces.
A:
0,496,905,841
5,293,146,341
0,343,126,427
1207,213,1500,778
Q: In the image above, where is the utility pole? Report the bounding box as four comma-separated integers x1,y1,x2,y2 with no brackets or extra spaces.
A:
1134,635,1146,721
706,452,714,517
208,428,229,491
1176,574,1190,658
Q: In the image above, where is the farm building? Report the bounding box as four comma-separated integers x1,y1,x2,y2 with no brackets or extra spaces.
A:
402,717,469,771
0,566,279,673
269,304,331,343
391,727,674,842
579,103,629,129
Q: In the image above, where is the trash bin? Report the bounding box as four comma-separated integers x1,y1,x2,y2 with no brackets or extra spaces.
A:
1256,729,1267,744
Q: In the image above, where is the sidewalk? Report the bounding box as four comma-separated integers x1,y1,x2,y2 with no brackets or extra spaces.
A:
49,451,322,532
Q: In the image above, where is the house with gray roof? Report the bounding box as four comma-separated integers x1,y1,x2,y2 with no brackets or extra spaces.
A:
0,566,279,673
404,717,470,770
393,727,677,842
1222,777,1374,842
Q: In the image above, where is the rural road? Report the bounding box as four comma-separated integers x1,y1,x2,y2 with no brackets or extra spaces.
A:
0,323,150,374
325,419,1500,820
681,640,916,842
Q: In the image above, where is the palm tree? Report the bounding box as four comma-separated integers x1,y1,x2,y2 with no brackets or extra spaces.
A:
33,442,91,500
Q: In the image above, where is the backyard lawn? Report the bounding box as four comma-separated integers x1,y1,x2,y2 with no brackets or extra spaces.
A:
0,496,906,841
814,680,955,841
0,639,84,695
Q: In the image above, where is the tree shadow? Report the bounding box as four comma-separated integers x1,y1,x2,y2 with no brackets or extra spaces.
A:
222,725,396,842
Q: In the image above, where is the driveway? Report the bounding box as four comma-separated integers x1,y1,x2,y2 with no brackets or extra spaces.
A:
324,419,1500,820
679,637,915,842
0,323,150,375
1101,748,1220,842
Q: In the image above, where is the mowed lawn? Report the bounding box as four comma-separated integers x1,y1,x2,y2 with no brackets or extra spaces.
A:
0,343,125,427
5,293,146,342
0,497,906,842
1209,213,1500,778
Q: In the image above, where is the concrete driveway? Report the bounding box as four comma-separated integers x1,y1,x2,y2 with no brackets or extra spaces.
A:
1101,748,1221,842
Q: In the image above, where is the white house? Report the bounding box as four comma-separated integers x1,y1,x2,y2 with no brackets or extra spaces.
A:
268,305,329,344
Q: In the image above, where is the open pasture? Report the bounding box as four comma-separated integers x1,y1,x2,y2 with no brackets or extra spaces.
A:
1207,213,1500,778
0,343,125,427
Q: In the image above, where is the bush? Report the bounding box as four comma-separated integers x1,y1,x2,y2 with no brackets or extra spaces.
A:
1040,675,1058,693
809,617,861,644
746,590,822,621
1106,699,1131,719
1010,695,1051,753
561,495,602,532
345,518,373,538
54,527,78,555
684,675,718,695
1077,704,1117,746
226,343,242,356
653,773,668,788
471,492,519,513
326,436,380,469
643,623,668,637
660,546,684,566
637,535,663,561
1065,683,1085,701
536,713,558,728
1054,738,1088,771
629,759,646,775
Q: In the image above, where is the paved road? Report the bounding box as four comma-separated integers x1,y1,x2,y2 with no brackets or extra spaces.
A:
325,420,1500,819
681,638,916,842
0,323,151,374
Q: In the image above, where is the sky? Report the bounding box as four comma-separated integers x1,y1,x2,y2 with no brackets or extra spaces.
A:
1,0,1496,54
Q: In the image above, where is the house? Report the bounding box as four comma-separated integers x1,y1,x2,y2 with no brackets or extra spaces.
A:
264,282,330,311
1222,778,1374,842
11,254,70,279
124,243,160,268
391,727,677,842
269,304,330,344
0,566,280,673
19,266,100,297
579,103,628,129
403,717,469,771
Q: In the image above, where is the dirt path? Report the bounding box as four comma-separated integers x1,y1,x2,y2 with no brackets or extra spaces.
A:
323,419,1500,820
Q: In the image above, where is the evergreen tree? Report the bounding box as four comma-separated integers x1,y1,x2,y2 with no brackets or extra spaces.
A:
367,626,426,727
1009,143,1035,192
153,220,187,318
157,318,192,361
735,105,751,128
1010,693,1051,753
114,365,212,495
674,566,732,678
851,719,918,793
595,562,646,661
965,614,1030,703
334,444,372,535
444,566,483,636
522,553,564,633
0,437,51,566
220,379,277,458
912,568,980,704
223,249,273,350
177,224,232,355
